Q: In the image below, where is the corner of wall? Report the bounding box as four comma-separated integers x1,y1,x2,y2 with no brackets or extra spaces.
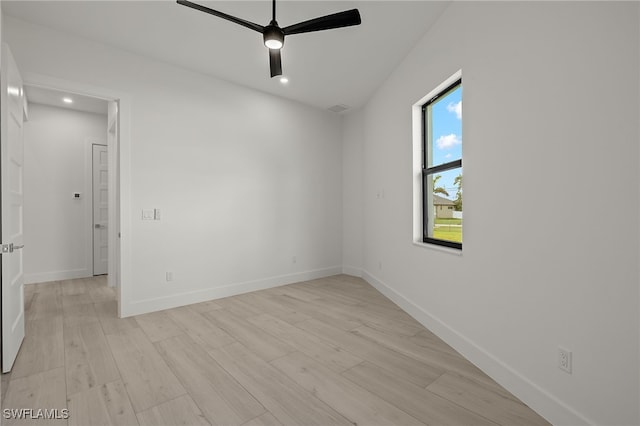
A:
341,109,365,276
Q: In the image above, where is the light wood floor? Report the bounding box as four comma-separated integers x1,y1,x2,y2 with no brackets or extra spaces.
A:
1,275,550,426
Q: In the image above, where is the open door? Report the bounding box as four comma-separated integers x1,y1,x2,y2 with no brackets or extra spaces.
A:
1,43,25,372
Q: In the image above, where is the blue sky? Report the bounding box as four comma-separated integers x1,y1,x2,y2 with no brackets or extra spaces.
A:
430,86,462,199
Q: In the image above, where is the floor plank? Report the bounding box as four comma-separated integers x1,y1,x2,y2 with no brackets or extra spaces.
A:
24,280,61,294
203,309,295,362
94,300,139,335
189,299,224,313
214,295,265,318
427,373,551,425
410,329,465,357
166,306,235,351
306,276,402,310
241,412,283,426
61,278,89,296
303,292,425,337
247,313,362,373
11,317,64,379
85,277,117,304
67,380,139,426
63,302,99,328
136,395,210,426
25,284,62,321
265,294,362,331
343,361,498,426
156,334,265,425
290,296,370,330
271,351,425,426
106,327,186,412
267,285,323,303
351,324,493,385
241,292,312,324
209,342,353,426
134,311,184,343
2,368,67,426
295,318,444,387
88,285,117,304
64,322,121,395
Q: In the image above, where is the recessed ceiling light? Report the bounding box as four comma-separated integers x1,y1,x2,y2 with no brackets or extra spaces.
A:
63,97,73,104
279,77,289,84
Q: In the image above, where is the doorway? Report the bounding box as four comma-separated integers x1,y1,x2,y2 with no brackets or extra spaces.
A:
21,86,112,284
17,74,130,321
19,82,121,295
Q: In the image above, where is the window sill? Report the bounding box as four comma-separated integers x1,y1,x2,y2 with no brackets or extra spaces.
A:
412,240,463,256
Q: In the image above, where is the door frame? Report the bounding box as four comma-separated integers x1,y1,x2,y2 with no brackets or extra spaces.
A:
22,72,131,318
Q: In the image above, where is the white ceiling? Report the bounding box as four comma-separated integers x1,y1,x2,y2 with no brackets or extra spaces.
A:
25,85,109,115
2,1,450,111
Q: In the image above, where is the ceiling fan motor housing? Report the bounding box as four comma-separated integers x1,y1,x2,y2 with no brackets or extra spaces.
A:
263,23,285,49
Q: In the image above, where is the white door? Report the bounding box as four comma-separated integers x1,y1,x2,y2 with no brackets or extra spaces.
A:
92,144,108,275
1,43,25,372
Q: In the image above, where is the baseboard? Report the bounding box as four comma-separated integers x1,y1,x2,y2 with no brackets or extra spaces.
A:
122,266,343,317
24,268,92,284
361,269,593,426
341,265,362,277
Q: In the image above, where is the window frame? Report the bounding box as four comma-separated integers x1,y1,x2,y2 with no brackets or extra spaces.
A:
421,78,462,250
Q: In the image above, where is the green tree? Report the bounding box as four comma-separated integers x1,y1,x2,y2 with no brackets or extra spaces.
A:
453,173,462,211
433,174,449,197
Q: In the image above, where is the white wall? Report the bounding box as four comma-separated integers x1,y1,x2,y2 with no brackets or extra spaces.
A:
343,2,639,425
23,103,107,283
5,16,343,315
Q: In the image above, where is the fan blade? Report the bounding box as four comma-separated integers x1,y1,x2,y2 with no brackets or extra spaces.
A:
269,49,283,78
283,9,361,35
177,0,264,33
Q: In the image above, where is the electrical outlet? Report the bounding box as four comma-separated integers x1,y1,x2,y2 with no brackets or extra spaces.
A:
558,347,572,374
166,271,173,282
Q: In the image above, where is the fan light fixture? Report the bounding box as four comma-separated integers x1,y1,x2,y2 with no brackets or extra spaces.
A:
263,24,284,49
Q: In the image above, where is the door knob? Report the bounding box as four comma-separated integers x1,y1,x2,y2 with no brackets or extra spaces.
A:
1,243,24,253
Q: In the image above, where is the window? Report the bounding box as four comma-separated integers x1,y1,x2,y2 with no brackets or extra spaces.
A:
422,79,462,249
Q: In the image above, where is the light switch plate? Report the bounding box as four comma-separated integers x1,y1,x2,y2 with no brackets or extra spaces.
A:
154,209,161,220
142,209,155,220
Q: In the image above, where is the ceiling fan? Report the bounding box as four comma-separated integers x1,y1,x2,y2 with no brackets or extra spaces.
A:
176,0,361,78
